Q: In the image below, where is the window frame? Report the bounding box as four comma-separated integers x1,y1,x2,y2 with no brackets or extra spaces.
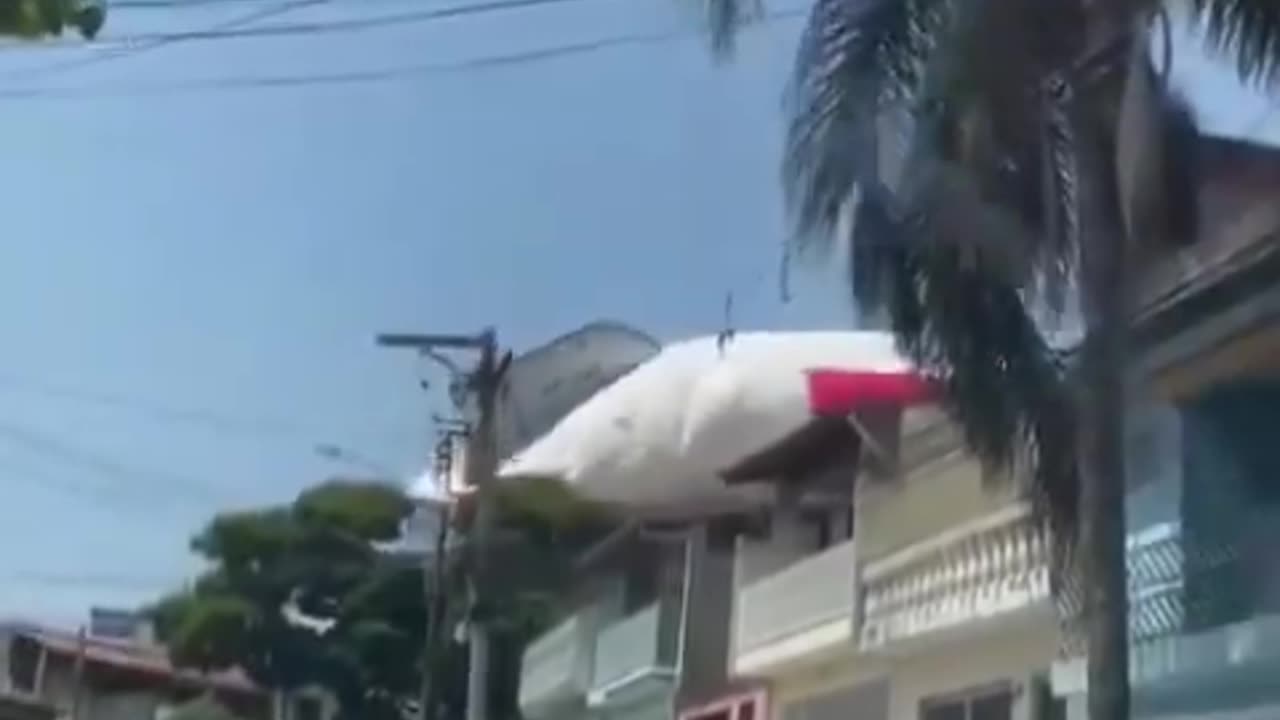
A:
918,681,1014,720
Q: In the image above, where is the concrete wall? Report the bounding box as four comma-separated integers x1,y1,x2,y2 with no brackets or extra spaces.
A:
733,513,818,589
856,450,1017,564
887,624,1056,720
87,692,160,720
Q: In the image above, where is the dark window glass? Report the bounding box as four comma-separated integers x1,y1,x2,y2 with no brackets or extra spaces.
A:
293,697,322,720
970,690,1012,720
921,701,965,720
9,637,40,692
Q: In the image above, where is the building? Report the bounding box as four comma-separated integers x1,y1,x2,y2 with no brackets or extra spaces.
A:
518,134,1280,720
518,519,738,720
717,409,1057,720
1049,137,1280,720
0,693,56,720
696,134,1280,720
0,617,333,720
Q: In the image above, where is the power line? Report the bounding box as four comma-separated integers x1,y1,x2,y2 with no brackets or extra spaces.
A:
72,0,607,46
0,419,231,501
0,8,805,98
0,0,477,51
0,455,144,506
111,0,293,6
0,371,322,441
3,0,330,81
6,571,180,590
109,0,401,7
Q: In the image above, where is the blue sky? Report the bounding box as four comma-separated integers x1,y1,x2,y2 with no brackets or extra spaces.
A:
0,0,855,624
0,0,1268,625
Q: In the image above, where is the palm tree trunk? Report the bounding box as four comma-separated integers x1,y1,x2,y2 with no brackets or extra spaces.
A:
1073,89,1132,720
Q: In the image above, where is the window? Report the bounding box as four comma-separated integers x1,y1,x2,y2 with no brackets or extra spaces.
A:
8,637,40,692
803,506,854,551
293,696,322,720
920,684,1013,720
679,691,767,720
785,680,887,720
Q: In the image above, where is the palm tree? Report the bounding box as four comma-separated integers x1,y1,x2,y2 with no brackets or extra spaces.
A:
708,2,1280,719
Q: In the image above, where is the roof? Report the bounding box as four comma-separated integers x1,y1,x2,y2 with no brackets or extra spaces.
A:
1137,135,1280,326
0,622,260,696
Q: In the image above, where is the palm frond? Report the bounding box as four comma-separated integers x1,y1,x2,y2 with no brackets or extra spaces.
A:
1157,91,1200,247
1114,39,1203,252
900,0,1091,317
1115,37,1166,247
854,186,1079,550
782,0,932,251
704,0,763,58
1192,0,1280,88
1038,78,1079,316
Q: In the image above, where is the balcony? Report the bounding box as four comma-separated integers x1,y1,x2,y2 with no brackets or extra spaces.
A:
1054,517,1280,713
859,504,1051,654
733,538,858,676
587,601,680,708
518,610,595,718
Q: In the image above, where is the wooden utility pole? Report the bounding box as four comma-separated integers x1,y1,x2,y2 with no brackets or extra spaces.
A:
378,329,505,720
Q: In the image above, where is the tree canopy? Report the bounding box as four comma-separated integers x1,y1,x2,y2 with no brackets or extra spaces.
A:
148,478,616,720
165,695,252,720
0,0,104,39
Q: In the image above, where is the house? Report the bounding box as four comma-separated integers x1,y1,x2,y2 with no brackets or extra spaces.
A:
517,134,1280,720
518,519,737,720
707,408,1056,720
0,616,333,720
1049,138,1280,719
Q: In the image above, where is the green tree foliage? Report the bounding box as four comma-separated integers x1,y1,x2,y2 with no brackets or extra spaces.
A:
149,481,421,720
149,479,614,720
0,0,105,39
165,695,251,720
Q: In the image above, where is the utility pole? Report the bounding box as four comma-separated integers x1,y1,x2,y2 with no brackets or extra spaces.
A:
378,329,505,720
70,626,86,720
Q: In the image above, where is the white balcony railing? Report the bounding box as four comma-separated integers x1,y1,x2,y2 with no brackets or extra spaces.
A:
860,504,1051,651
735,538,858,661
591,602,677,695
519,611,593,714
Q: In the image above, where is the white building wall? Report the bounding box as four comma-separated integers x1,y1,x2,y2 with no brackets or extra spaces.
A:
733,513,816,588
888,624,1057,720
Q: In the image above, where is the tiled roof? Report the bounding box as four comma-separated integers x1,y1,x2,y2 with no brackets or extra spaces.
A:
0,622,260,696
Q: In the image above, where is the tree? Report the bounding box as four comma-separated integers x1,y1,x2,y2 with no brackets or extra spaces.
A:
708,2,1280,720
165,695,252,720
148,478,613,720
0,0,105,39
150,480,423,720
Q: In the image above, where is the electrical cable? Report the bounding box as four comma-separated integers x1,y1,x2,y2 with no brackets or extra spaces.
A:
0,0,556,52
0,419,231,501
0,8,804,98
64,0,614,46
2,0,332,81
0,371,331,442
109,0,403,7
6,571,180,590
